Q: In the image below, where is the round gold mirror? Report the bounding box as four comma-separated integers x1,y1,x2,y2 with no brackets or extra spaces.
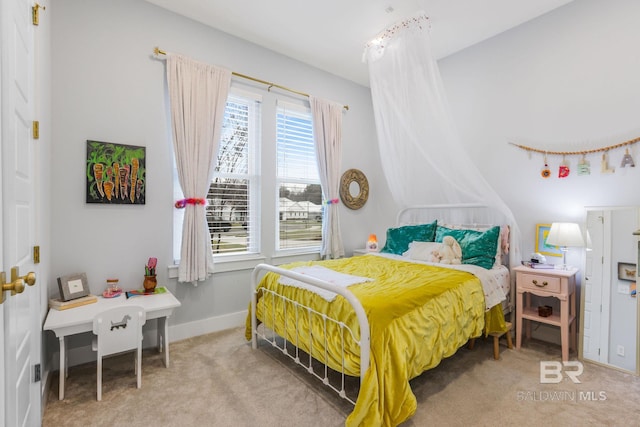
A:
339,169,369,210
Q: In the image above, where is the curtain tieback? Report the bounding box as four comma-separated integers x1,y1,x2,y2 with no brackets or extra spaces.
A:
175,198,207,209
324,198,339,205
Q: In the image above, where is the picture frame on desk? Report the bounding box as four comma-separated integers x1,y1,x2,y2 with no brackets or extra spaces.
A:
57,272,90,301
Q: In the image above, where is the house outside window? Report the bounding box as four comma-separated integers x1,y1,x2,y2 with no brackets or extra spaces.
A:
276,101,323,251
173,91,323,262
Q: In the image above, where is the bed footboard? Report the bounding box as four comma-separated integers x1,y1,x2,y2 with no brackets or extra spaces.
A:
250,263,370,403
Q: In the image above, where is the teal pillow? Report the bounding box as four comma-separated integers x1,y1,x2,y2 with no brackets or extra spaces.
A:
435,225,500,269
380,221,437,255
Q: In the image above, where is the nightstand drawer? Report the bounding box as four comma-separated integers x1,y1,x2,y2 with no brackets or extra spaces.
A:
519,273,561,293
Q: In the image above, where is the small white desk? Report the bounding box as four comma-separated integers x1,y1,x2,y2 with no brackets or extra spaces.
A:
43,288,181,400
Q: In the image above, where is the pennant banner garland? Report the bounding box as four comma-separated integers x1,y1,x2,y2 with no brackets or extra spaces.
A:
509,135,639,179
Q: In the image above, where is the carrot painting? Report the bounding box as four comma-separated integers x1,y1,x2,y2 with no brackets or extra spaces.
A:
86,140,146,204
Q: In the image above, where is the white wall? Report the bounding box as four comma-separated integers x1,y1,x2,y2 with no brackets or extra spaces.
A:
609,209,637,372
50,0,393,366
439,0,640,343
441,0,640,256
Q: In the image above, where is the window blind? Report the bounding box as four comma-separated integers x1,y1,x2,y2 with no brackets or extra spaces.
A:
276,101,323,250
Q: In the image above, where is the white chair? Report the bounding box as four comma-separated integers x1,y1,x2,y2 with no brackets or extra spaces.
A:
92,305,146,401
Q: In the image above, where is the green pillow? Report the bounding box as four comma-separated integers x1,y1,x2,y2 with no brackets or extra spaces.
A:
380,221,437,255
435,225,500,269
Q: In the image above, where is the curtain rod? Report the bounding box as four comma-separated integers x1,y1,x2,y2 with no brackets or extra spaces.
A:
153,47,348,110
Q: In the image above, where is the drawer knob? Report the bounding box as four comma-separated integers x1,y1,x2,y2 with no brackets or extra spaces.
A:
532,279,548,287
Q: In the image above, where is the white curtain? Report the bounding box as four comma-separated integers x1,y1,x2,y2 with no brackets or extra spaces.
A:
363,12,521,266
310,97,345,259
166,53,231,282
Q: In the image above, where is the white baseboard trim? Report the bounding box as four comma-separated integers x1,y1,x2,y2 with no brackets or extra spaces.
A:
170,310,248,343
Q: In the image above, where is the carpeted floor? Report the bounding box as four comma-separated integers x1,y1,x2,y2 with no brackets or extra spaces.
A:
43,327,639,426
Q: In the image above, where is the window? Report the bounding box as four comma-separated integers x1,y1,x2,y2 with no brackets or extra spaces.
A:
276,101,323,250
207,91,260,255
172,90,324,263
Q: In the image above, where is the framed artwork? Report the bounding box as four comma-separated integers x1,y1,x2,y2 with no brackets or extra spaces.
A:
535,224,562,257
86,140,146,204
57,273,90,301
617,262,637,282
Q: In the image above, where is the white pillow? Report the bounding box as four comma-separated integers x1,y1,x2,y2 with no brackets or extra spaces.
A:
402,241,442,262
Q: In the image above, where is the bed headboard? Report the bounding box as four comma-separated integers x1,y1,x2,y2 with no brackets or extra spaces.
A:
397,204,511,229
396,204,512,263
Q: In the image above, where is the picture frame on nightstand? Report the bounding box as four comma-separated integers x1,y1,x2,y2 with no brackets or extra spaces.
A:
535,224,562,257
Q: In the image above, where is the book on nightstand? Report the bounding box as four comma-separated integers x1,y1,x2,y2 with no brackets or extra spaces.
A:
521,261,556,269
530,263,556,269
48,294,98,310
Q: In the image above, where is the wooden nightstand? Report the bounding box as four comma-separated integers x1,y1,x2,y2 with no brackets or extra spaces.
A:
514,265,577,361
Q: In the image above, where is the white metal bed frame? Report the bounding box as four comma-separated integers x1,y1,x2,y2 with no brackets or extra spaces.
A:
250,204,514,407
251,263,369,404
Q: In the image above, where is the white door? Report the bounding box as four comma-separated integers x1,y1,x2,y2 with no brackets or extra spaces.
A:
1,0,41,425
583,210,609,363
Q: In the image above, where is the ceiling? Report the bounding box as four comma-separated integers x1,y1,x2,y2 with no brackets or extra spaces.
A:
145,0,574,87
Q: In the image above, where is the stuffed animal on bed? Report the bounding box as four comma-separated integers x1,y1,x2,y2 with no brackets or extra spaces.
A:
433,236,462,264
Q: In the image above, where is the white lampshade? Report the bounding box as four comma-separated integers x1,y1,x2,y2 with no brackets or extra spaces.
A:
546,222,585,248
546,222,584,270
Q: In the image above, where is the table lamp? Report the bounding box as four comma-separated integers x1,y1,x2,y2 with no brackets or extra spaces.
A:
366,234,378,252
545,222,584,269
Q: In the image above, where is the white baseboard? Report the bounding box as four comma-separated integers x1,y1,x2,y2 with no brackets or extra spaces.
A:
171,310,248,342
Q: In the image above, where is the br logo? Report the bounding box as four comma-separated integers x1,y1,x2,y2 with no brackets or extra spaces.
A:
540,361,583,384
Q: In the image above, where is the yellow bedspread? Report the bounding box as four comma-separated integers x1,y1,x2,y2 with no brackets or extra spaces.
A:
246,255,505,427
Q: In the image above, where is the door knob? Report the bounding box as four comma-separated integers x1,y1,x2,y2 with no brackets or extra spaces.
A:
0,271,24,304
13,268,36,287
0,267,36,304
5,277,25,295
